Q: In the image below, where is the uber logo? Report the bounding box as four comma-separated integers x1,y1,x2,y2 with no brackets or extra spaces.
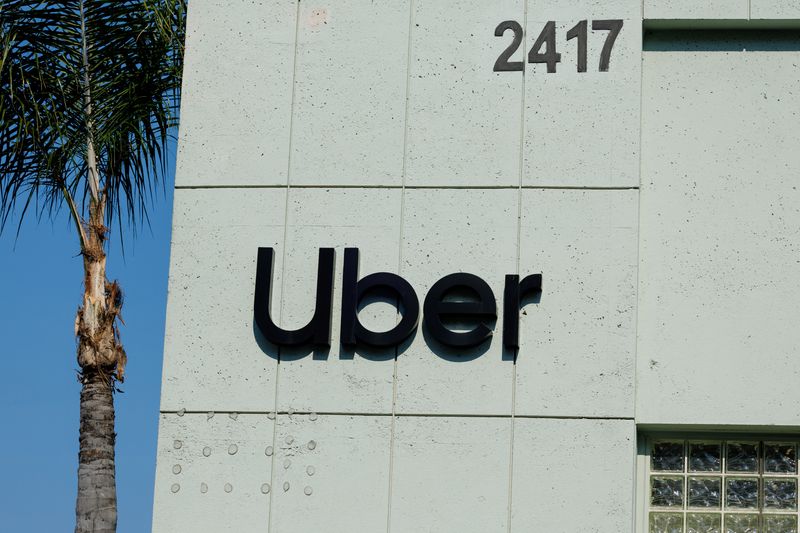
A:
254,248,542,352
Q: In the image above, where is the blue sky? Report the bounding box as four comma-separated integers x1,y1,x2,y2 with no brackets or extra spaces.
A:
0,162,175,532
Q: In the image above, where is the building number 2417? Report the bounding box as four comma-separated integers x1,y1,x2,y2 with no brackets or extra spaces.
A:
494,20,623,73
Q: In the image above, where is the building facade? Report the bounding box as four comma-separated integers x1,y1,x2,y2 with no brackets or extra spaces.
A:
152,1,800,531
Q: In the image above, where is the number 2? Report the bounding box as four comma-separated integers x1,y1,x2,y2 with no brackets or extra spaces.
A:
493,20,524,72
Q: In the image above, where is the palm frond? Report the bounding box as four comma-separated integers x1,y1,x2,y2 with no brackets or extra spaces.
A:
0,0,185,236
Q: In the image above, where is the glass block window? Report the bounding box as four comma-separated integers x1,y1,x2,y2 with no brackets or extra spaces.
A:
647,439,800,533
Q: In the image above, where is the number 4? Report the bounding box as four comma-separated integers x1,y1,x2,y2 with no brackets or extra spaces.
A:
528,21,561,73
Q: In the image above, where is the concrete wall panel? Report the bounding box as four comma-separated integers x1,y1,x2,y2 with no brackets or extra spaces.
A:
532,0,641,21
751,0,800,19
289,1,410,186
510,418,635,533
394,188,518,416
644,0,749,20
270,414,391,532
638,51,800,425
515,189,638,418
176,0,296,187
152,413,274,533
523,0,642,187
161,188,285,412
404,0,524,187
276,188,402,414
389,416,511,533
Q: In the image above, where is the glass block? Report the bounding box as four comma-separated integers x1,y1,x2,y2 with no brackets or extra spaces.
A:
764,478,798,510
653,477,685,507
687,513,721,533
726,478,759,509
689,477,722,508
690,443,722,472
650,512,684,533
764,443,797,474
654,442,686,472
727,443,758,473
724,514,758,533
764,514,798,533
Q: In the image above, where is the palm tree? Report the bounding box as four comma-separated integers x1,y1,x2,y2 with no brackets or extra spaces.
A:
0,1,185,531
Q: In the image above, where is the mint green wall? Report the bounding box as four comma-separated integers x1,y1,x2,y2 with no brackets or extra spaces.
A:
154,1,800,531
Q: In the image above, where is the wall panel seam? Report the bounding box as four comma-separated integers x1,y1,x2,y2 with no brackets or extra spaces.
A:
632,5,645,528
157,410,636,420
632,3,645,523
174,184,641,191
268,1,302,531
507,0,529,529
386,1,416,531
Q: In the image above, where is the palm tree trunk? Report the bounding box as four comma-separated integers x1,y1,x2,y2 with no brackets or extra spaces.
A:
74,198,125,533
75,371,117,533
71,149,126,533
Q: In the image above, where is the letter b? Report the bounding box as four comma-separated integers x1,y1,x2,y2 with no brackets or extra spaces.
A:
340,248,420,347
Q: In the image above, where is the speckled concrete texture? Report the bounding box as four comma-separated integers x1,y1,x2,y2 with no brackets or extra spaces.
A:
644,0,749,20
152,413,274,532
290,1,411,186
389,416,512,532
160,188,286,412
404,0,524,187
175,0,296,187
510,418,635,532
515,189,638,418
751,0,800,19
270,414,392,532
638,50,800,426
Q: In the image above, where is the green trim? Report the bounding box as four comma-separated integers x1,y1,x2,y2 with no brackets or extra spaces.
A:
639,426,800,439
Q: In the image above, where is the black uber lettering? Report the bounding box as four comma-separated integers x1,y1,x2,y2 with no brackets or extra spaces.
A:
253,248,542,353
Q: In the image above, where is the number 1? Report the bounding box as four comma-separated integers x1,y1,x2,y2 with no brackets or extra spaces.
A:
566,20,587,73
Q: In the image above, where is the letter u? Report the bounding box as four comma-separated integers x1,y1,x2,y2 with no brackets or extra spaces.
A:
253,248,335,347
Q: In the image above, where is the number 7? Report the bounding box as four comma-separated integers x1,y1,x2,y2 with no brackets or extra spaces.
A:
591,20,623,72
